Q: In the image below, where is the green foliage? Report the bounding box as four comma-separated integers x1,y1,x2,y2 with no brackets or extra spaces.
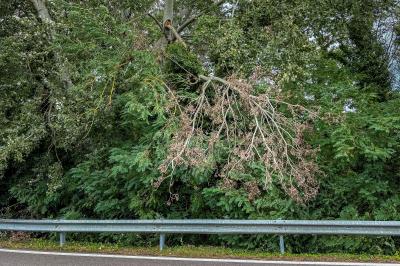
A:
164,43,204,89
1,0,400,255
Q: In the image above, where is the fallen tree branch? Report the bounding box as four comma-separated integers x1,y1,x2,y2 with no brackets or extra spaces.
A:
159,74,319,203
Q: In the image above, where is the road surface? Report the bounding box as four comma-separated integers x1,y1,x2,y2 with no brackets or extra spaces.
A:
0,249,399,266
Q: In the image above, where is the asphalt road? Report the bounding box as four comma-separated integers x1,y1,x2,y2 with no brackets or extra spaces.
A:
1,249,399,266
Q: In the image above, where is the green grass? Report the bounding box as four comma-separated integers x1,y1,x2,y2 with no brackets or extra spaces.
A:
0,238,399,263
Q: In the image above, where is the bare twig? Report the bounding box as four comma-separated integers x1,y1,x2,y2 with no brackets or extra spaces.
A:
159,73,319,203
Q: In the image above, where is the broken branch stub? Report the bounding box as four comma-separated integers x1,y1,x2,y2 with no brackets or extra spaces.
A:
163,0,174,41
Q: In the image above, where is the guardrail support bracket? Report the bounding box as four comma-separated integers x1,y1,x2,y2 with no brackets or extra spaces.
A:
279,235,285,254
159,234,166,251
60,232,66,247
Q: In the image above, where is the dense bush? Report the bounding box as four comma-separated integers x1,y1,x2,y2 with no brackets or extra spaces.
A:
1,0,399,254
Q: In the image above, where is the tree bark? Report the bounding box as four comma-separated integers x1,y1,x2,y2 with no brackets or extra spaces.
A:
30,0,52,22
163,0,174,41
30,0,73,90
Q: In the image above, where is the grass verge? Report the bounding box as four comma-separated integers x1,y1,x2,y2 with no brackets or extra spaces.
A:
0,238,399,263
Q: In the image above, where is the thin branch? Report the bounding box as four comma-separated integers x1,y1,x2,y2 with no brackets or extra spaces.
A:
147,13,163,31
177,16,198,33
160,73,319,203
166,25,187,47
177,0,226,33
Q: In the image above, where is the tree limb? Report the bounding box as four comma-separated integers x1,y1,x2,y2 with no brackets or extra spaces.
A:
163,0,174,28
166,25,187,47
177,16,197,33
177,0,226,33
161,73,319,203
147,13,163,31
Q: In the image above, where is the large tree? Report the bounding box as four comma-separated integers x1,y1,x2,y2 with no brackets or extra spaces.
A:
1,0,400,254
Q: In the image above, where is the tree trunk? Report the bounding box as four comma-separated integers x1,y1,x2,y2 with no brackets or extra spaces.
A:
163,0,174,42
30,0,73,90
30,0,52,22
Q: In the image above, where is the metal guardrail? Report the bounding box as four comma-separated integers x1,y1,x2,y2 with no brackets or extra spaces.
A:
1,219,400,254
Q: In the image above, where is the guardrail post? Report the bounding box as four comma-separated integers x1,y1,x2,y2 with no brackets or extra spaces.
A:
59,232,66,247
279,235,285,254
159,234,166,251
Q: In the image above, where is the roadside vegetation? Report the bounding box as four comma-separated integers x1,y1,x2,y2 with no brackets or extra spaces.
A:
1,0,400,255
0,236,400,263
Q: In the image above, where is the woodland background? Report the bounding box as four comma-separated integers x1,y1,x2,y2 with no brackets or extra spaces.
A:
1,0,400,254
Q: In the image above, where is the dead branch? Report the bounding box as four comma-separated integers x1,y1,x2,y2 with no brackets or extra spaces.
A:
159,74,320,203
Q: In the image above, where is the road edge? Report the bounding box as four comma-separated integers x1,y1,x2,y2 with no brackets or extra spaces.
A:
1,248,399,266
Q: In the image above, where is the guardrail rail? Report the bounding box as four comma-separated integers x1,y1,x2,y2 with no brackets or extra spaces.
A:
1,219,400,253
